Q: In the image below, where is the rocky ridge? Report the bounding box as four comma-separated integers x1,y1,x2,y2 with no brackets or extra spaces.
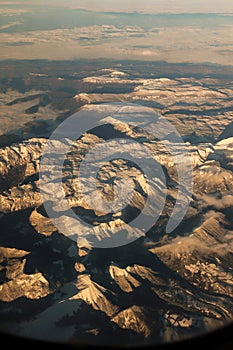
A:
0,69,233,346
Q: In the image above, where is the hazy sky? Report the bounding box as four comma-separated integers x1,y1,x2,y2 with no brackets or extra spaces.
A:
1,0,233,13
70,0,233,14
0,1,233,64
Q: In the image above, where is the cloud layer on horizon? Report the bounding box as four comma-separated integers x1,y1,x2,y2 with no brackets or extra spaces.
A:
0,23,232,65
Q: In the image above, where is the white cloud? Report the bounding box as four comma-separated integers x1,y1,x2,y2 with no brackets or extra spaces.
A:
0,21,21,30
0,8,31,16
